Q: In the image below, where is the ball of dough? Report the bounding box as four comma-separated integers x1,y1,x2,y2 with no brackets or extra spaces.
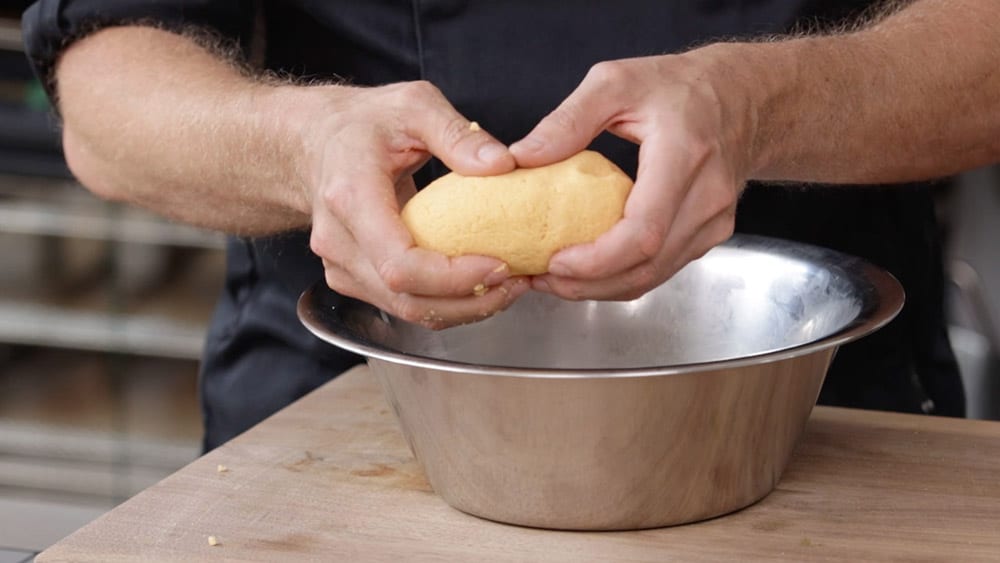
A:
401,150,633,275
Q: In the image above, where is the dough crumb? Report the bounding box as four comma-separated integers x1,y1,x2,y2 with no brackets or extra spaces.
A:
469,121,481,132
208,536,220,547
216,464,229,473
473,283,487,297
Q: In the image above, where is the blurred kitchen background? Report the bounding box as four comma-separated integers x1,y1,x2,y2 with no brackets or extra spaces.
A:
0,3,998,560
0,4,224,560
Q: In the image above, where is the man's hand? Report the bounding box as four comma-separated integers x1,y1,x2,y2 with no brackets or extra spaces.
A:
298,81,530,328
57,28,530,329
510,54,752,301
511,0,1000,303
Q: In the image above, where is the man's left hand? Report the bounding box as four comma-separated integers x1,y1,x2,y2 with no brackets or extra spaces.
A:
510,52,755,301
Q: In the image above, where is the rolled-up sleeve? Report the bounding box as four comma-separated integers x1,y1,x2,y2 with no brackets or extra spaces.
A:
22,0,255,101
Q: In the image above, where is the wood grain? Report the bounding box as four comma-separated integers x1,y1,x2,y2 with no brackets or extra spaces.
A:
38,366,1000,562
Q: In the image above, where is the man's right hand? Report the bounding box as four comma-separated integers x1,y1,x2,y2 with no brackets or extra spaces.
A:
57,28,528,329
295,81,530,329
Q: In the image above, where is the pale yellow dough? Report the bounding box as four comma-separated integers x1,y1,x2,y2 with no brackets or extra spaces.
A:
401,150,633,275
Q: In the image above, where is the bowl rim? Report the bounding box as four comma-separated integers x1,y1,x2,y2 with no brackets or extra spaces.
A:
297,235,905,378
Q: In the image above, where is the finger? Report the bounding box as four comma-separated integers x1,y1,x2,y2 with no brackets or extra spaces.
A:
394,277,532,330
380,248,515,297
314,147,410,258
509,62,628,167
534,211,734,302
320,149,511,297
537,165,736,300
322,251,527,328
652,160,738,274
546,132,710,279
311,199,370,296
401,81,516,176
322,259,363,300
342,260,532,329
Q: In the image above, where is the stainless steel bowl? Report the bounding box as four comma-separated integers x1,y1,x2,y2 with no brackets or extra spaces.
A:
298,235,903,530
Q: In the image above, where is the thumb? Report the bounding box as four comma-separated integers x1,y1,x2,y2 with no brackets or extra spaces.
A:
510,69,619,167
405,82,515,176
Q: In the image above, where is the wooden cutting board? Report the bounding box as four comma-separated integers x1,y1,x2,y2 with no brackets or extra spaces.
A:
38,365,1000,562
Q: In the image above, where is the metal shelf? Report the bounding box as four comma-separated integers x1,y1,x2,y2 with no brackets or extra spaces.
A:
0,18,21,52
0,173,224,359
0,18,205,552
0,175,225,249
0,299,206,360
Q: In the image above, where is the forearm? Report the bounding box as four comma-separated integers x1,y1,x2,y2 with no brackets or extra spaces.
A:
56,26,313,234
709,0,1000,184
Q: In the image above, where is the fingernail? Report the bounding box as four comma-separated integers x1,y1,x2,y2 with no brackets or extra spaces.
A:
533,278,552,293
484,263,509,285
477,142,508,163
510,136,543,154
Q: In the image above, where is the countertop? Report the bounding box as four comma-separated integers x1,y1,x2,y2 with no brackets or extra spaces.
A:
38,365,1000,562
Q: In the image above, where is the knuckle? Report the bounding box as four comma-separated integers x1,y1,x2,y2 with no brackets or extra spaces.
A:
688,246,713,264
684,138,715,166
634,221,666,261
390,295,423,325
717,215,736,241
402,80,442,104
377,258,410,293
629,264,659,292
323,269,339,290
687,221,735,267
706,191,734,218
319,184,352,219
308,230,326,257
587,60,630,89
309,226,339,261
705,180,739,217
559,283,587,302
440,115,474,152
322,267,351,295
546,105,583,136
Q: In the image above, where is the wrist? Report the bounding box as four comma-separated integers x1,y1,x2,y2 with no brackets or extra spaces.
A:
247,82,338,216
684,42,784,182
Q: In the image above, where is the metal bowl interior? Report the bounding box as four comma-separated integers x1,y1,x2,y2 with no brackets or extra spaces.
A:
299,235,903,376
